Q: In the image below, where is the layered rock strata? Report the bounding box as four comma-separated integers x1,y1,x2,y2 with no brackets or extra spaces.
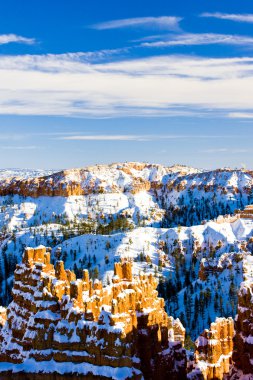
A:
0,246,186,380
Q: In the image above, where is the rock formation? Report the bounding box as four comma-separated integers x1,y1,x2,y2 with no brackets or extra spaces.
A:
0,246,186,379
0,163,177,197
190,255,253,380
0,307,6,328
189,317,234,380
198,253,241,282
0,162,248,200
229,255,253,378
235,204,253,219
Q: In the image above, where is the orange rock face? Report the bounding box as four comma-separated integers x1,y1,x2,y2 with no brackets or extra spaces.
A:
0,246,186,379
231,275,253,376
189,317,234,380
0,307,6,328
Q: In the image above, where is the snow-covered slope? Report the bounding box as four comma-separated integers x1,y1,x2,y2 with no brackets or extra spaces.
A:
0,168,57,180
1,216,253,338
0,163,199,197
0,162,252,340
0,163,252,233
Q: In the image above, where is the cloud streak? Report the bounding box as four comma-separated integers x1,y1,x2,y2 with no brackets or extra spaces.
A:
228,112,253,119
140,32,253,48
91,16,182,31
60,134,148,141
201,13,253,23
59,134,237,141
0,145,39,150
59,134,192,141
1,54,253,118
0,34,35,45
201,148,249,154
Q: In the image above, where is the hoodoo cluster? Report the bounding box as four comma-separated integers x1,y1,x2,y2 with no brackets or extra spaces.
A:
0,246,186,380
0,246,253,379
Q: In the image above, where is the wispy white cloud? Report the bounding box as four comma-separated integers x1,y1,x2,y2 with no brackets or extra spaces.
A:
91,16,182,31
60,135,147,141
201,13,253,23
201,148,249,154
228,112,253,119
1,54,253,118
140,32,253,48
59,134,191,141
1,145,39,150
0,34,35,45
59,134,236,141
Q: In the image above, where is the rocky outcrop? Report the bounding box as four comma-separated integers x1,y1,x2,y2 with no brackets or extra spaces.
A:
229,255,253,378
0,246,186,379
0,307,6,328
235,205,253,219
189,317,234,380
198,253,243,282
191,255,253,380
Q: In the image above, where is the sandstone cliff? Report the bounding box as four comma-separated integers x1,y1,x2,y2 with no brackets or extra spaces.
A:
0,246,186,379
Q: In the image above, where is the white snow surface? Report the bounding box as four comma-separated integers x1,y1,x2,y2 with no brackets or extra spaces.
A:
0,168,56,180
0,163,253,342
0,359,142,379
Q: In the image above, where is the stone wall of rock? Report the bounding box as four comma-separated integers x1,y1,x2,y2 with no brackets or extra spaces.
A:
0,246,186,380
188,317,234,380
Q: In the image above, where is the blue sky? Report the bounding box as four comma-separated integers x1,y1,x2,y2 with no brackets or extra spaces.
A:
0,0,253,169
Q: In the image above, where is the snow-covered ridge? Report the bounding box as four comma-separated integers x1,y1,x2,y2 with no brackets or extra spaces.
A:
0,163,251,199
168,168,253,189
1,163,250,194
0,162,251,228
0,162,252,341
1,214,252,338
0,168,57,180
0,162,201,197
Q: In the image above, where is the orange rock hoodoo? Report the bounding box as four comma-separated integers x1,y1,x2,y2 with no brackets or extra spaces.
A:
189,318,234,380
231,263,253,377
0,246,186,379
